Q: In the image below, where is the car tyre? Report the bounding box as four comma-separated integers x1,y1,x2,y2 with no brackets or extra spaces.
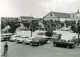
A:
30,43,33,46
16,40,19,43
23,41,26,45
38,42,41,46
54,44,57,47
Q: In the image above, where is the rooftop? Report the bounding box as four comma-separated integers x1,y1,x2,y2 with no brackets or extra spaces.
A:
44,11,71,18
20,16,34,19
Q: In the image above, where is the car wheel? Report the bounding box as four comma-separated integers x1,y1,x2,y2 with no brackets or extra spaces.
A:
23,41,26,45
54,44,57,47
16,40,19,43
69,46,73,48
30,43,33,46
15,39,17,42
66,46,69,48
38,42,41,46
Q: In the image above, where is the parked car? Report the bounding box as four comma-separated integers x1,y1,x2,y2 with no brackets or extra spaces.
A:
71,36,80,44
23,37,34,44
16,36,31,43
53,39,76,48
52,35,59,39
10,35,20,42
1,33,12,41
30,37,48,46
1,37,4,41
15,36,23,43
60,27,70,31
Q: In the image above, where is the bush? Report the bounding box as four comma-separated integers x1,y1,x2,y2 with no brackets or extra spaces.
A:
71,25,77,32
45,31,53,38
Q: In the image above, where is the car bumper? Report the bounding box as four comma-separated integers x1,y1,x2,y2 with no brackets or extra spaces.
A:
10,39,15,41
16,40,23,43
31,42,39,45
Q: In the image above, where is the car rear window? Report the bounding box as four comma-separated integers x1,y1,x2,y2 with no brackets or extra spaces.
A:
33,38,39,41
25,37,29,38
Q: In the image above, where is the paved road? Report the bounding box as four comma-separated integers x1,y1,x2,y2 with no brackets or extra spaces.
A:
1,41,80,57
1,31,80,57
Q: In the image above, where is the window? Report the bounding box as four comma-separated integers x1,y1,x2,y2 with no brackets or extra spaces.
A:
50,14,52,16
25,37,29,38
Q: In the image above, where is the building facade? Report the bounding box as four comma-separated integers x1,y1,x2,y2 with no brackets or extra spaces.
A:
71,10,80,23
1,17,19,22
20,16,34,22
43,11,70,22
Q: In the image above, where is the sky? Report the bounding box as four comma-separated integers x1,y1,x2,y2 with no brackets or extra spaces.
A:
1,0,80,18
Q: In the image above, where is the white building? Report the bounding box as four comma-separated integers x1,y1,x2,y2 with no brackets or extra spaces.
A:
70,9,80,23
43,11,71,22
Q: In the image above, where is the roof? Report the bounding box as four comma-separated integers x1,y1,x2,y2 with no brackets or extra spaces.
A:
20,16,34,19
1,17,19,19
1,17,19,22
34,18,43,20
44,11,70,18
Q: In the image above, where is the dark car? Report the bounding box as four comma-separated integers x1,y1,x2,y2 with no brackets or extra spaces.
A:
53,40,76,48
30,37,48,46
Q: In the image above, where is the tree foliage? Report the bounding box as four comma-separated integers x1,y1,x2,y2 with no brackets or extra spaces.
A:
45,31,53,38
7,22,20,33
30,20,38,32
71,25,77,32
77,25,80,34
1,22,6,29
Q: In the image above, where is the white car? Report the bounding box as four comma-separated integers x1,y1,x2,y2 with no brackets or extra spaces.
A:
23,37,34,44
10,35,20,42
15,36,23,43
60,27,70,31
52,35,59,39
16,36,30,43
1,33,12,41
1,37,4,41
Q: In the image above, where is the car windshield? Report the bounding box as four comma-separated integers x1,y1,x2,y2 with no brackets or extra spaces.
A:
25,37,29,38
33,38,39,41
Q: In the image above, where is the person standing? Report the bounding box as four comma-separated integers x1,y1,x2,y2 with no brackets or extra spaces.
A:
4,42,8,56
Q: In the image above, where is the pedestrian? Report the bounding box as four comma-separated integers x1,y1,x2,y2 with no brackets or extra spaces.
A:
58,34,62,40
4,42,8,56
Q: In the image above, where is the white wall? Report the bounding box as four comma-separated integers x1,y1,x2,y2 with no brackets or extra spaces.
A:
43,12,60,21
60,18,71,22
16,31,31,37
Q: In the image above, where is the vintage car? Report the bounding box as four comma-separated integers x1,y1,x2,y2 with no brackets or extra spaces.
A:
60,27,70,31
1,33,12,41
10,35,20,42
22,37,34,44
1,37,4,41
15,36,23,43
30,36,48,46
53,40,76,48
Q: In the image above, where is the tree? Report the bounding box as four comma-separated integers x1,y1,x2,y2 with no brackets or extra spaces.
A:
22,21,30,28
45,31,53,39
71,25,77,32
61,23,64,27
1,22,6,29
30,20,38,37
8,22,20,33
77,25,80,46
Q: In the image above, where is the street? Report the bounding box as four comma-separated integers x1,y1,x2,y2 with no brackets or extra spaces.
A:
1,41,80,57
1,31,80,57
